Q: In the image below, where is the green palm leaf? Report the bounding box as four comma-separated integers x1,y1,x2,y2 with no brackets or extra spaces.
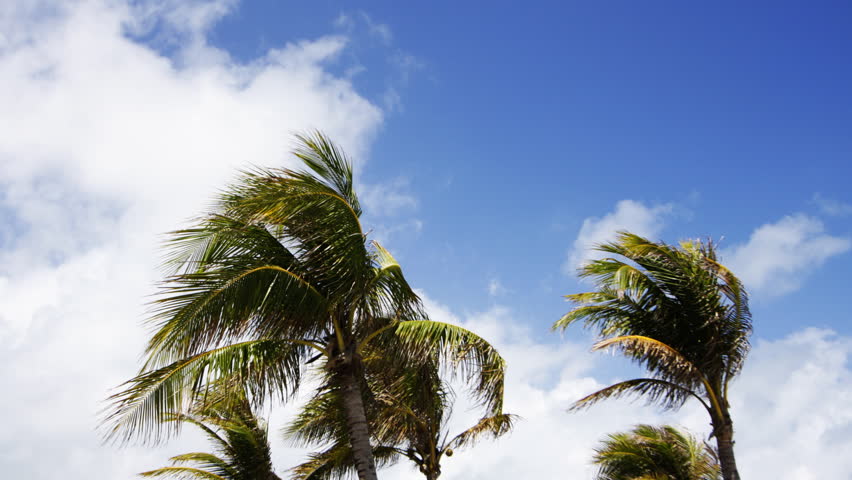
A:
593,425,720,480
106,132,483,480
139,466,228,480
557,231,750,480
138,383,279,480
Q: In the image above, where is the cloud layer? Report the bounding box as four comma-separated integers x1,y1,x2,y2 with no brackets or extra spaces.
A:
2,3,852,479
0,1,383,477
379,297,852,480
723,214,850,296
566,200,850,297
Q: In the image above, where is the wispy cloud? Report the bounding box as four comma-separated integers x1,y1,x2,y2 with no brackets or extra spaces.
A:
332,9,425,113
813,192,852,216
334,11,392,44
360,177,418,217
487,278,508,297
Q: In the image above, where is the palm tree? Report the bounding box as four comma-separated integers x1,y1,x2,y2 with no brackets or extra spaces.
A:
592,425,720,480
139,383,281,480
554,232,751,480
104,132,507,480
287,346,515,480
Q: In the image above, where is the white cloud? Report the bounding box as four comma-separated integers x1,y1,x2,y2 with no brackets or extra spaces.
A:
812,193,852,217
386,295,852,480
360,177,417,217
723,214,850,296
728,328,852,479
4,3,851,479
565,200,673,273
331,9,423,115
0,0,382,477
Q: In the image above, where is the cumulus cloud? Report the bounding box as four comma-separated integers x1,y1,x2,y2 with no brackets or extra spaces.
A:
3,3,850,480
0,0,383,477
564,200,673,273
723,214,850,296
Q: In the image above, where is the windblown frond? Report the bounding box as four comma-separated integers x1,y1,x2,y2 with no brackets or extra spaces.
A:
138,383,279,480
288,328,511,479
139,466,227,480
556,231,752,414
571,378,709,413
289,444,399,480
558,232,749,480
448,413,517,450
386,320,507,415
105,339,304,444
108,132,505,480
593,425,720,480
592,336,707,393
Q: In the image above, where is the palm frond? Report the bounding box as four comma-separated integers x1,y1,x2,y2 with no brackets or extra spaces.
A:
571,378,707,413
139,382,278,480
289,443,399,480
592,335,707,392
386,320,507,415
144,261,328,369
447,413,517,450
104,339,304,444
593,425,721,480
291,131,361,217
557,231,752,429
168,453,232,473
362,241,424,328
218,159,372,306
139,466,227,480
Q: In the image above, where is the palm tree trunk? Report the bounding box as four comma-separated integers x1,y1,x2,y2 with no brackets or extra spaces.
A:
715,419,740,480
337,355,379,480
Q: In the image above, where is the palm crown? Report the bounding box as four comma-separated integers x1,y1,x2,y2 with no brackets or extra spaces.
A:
555,232,750,480
139,383,280,480
104,132,507,480
287,345,515,480
593,424,720,480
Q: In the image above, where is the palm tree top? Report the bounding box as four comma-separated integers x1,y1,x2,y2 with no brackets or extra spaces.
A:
103,129,507,480
286,346,515,480
139,382,280,480
593,424,720,480
555,231,752,402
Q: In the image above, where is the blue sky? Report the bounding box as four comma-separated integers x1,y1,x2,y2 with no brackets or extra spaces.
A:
202,1,852,339
1,1,851,479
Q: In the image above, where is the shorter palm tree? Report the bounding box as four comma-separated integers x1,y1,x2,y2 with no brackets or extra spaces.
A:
555,232,750,480
139,383,280,480
592,424,720,480
287,345,515,480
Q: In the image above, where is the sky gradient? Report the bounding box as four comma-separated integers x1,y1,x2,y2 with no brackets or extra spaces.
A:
1,1,851,478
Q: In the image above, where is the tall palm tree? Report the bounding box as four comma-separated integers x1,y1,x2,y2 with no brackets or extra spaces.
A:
554,232,751,480
104,132,507,480
592,425,720,480
139,383,281,480
287,345,515,480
